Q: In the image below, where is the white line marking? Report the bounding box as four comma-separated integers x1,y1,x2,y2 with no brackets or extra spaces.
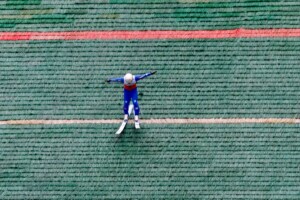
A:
0,120,120,125
0,118,299,125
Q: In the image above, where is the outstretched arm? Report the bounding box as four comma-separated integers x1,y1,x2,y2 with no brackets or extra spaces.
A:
135,71,157,81
106,77,124,83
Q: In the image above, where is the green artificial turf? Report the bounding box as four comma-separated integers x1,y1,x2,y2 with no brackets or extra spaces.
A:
0,0,299,30
1,124,299,199
1,39,300,120
1,1,300,199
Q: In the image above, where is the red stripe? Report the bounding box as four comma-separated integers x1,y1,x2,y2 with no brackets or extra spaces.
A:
1,29,300,40
124,84,137,91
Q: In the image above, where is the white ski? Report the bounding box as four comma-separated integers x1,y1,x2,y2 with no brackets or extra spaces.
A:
135,121,140,129
115,104,134,135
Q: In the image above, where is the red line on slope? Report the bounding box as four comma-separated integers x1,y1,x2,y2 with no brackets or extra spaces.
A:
1,29,300,40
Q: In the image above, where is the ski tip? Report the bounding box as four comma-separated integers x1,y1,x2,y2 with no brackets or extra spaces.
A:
115,121,127,135
135,121,140,129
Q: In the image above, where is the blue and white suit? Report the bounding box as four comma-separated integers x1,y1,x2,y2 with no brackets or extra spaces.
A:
107,72,155,115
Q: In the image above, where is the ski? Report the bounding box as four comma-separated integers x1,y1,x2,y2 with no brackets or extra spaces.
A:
115,120,127,135
115,104,133,135
135,121,140,129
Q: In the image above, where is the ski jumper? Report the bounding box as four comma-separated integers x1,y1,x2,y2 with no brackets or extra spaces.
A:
108,72,154,115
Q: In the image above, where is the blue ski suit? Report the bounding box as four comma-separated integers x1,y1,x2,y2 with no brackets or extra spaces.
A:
107,72,155,115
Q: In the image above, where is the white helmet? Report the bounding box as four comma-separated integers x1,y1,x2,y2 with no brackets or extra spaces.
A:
124,73,133,84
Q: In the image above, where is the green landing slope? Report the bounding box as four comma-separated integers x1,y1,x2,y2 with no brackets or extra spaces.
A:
1,124,299,199
0,0,300,30
1,39,300,120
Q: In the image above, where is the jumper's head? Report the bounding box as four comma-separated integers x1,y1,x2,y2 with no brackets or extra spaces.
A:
124,73,133,84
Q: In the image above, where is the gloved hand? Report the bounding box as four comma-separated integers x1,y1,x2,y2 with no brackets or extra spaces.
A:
105,79,111,83
151,71,157,75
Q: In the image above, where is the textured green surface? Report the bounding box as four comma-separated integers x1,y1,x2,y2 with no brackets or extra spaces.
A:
1,39,300,120
0,0,300,30
1,124,299,199
1,1,300,199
